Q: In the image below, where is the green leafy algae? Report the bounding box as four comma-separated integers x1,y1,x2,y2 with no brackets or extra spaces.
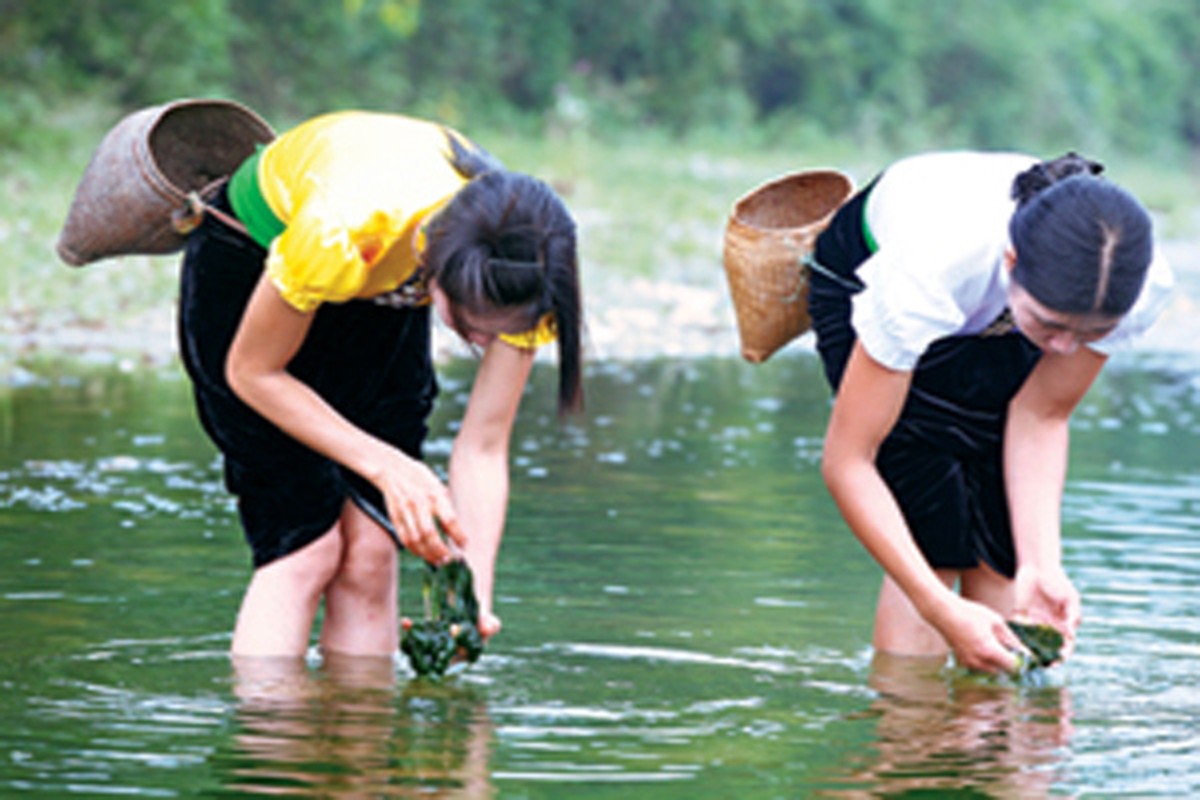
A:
1008,620,1064,673
400,560,485,678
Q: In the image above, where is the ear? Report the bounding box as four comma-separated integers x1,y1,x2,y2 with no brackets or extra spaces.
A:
1004,246,1017,273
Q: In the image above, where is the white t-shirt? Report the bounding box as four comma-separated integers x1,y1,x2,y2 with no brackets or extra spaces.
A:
853,151,1175,371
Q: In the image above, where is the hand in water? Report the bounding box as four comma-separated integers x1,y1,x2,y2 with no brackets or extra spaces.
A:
1014,564,1081,658
935,596,1025,675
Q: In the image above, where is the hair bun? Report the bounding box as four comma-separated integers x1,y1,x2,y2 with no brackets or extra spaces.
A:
1012,151,1105,206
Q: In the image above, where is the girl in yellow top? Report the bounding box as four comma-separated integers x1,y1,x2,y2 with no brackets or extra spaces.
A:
179,111,582,659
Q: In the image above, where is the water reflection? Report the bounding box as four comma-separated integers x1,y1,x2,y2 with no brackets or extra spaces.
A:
829,654,1073,798
3,357,1200,796
226,654,495,797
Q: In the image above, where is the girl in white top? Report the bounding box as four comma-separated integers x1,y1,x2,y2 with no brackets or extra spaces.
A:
807,151,1173,674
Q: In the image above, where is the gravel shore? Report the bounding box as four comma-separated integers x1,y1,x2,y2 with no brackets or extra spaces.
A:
4,237,1199,384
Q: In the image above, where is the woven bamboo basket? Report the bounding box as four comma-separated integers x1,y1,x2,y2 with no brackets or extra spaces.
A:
56,98,275,267
722,169,854,362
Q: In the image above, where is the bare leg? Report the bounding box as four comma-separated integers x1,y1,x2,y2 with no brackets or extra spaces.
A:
872,569,960,657
959,560,1016,617
231,526,344,657
318,501,400,656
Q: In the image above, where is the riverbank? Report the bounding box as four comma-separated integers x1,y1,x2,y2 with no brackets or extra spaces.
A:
4,236,1199,386
8,111,1200,384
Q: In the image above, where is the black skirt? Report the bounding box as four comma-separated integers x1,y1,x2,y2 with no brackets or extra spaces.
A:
809,182,1041,578
178,187,437,567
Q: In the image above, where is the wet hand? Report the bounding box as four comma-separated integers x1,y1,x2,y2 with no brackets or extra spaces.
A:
1014,564,1081,658
939,596,1025,675
478,611,502,640
379,452,467,564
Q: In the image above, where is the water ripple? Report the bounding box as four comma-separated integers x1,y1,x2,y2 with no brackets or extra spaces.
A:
551,641,795,674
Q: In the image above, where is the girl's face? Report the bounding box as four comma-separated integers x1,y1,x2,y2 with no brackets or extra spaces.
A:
1007,282,1119,355
1004,249,1120,355
429,283,534,348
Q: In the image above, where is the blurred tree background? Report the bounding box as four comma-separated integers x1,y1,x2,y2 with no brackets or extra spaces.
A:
2,0,1198,156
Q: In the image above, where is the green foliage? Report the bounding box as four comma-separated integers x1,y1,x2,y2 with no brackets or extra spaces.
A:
224,0,420,122
344,0,421,37
400,560,485,678
3,0,1199,155
1008,621,1064,673
1,0,231,101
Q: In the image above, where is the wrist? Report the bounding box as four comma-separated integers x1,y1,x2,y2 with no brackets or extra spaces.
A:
1015,556,1061,580
912,581,960,631
358,457,386,490
1014,535,1062,572
357,440,404,488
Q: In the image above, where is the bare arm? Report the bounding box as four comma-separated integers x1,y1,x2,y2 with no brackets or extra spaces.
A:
821,341,1022,673
1005,346,1103,645
225,274,465,562
448,339,535,637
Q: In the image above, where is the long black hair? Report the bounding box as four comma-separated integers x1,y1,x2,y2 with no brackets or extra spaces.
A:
1009,152,1153,316
422,168,584,414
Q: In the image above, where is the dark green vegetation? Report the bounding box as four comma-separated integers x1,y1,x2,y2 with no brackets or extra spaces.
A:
1008,620,1066,672
4,0,1200,154
400,560,485,677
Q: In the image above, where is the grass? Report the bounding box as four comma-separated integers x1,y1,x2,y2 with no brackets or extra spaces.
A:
1,100,180,348
4,100,1198,375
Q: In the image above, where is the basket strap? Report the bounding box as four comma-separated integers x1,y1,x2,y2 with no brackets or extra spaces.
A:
170,188,253,240
195,193,251,238
801,251,864,293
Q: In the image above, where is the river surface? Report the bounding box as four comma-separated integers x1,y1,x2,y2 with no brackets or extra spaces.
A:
1,353,1198,797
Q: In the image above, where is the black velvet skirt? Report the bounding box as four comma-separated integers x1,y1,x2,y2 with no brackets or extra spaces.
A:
178,187,436,567
809,182,1041,579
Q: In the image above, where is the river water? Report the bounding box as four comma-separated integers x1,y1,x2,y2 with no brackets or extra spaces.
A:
1,353,1197,797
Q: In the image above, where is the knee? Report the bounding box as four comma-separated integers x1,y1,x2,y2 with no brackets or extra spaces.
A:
336,526,397,594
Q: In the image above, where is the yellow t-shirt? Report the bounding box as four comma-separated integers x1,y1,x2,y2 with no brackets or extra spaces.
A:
253,111,555,349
